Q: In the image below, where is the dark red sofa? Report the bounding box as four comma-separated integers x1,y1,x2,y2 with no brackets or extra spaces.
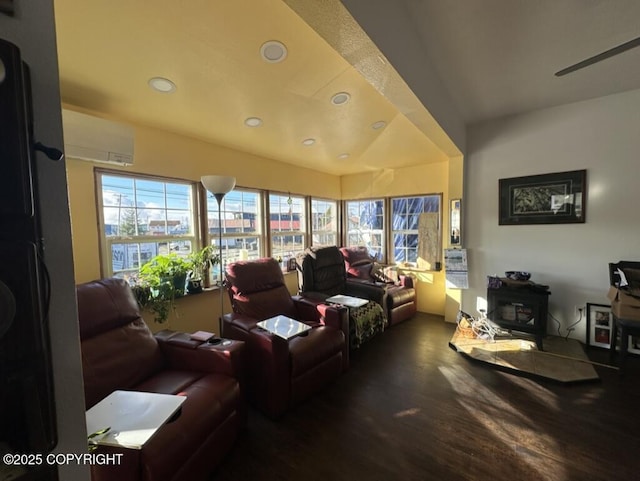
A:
77,278,245,481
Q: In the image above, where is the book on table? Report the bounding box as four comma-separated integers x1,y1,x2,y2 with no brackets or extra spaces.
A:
325,294,368,308
257,315,311,340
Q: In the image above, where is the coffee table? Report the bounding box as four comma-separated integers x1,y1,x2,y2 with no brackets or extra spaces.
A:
86,390,186,449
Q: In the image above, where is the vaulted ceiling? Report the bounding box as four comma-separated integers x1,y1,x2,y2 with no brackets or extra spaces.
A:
53,0,640,175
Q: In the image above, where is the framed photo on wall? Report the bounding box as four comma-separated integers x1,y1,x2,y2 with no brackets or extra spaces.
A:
499,169,586,225
586,303,614,349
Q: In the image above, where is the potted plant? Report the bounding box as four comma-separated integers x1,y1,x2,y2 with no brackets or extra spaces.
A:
186,245,219,293
137,252,190,323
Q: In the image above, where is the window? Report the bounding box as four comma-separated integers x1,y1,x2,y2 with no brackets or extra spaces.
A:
344,199,385,260
269,193,306,261
391,194,441,268
205,188,262,273
311,198,337,247
97,172,197,279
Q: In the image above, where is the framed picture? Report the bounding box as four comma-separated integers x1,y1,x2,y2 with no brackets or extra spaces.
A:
629,335,640,355
450,198,461,246
586,303,614,349
286,257,297,272
499,169,586,225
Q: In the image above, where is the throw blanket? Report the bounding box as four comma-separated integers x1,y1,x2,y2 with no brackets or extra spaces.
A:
349,302,387,349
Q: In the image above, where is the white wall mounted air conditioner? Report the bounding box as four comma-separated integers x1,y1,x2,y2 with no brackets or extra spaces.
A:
61,109,134,166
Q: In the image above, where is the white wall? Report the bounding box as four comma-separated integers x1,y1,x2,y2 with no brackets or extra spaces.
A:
1,2,90,480
463,88,640,341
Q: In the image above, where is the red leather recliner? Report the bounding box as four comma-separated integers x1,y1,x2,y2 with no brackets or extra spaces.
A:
340,246,417,327
222,258,348,419
77,278,245,481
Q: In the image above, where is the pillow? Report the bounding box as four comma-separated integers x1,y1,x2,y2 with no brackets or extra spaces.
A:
347,264,373,280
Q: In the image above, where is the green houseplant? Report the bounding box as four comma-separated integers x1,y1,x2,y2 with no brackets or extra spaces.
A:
186,245,219,293
137,252,190,323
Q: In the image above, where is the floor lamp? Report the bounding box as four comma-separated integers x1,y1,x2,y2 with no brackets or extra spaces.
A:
201,175,236,334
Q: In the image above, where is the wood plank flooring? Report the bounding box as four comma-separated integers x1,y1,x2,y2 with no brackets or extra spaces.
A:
212,313,640,481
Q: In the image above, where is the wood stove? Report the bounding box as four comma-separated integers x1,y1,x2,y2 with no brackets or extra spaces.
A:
487,280,551,350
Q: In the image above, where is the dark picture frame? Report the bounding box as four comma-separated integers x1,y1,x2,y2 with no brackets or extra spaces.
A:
499,169,586,225
586,303,613,349
450,198,461,246
286,257,297,272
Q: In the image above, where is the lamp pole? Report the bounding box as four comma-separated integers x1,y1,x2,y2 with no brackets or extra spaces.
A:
201,175,236,333
215,192,225,329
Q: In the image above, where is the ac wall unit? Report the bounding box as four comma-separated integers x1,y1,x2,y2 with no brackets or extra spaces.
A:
61,109,134,166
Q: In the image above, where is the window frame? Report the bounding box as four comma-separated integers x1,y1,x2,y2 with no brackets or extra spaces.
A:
203,186,264,264
267,191,307,261
343,197,387,262
389,193,443,269
310,197,339,248
96,169,200,279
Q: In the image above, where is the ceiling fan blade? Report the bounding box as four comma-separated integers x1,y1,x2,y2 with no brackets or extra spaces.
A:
555,36,640,77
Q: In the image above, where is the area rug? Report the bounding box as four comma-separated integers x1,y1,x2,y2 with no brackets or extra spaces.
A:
449,330,603,384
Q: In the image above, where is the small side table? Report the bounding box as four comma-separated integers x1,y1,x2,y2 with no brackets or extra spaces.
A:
86,390,186,449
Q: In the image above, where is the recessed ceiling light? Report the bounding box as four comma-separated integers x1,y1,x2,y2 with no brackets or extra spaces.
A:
338,153,350,160
244,117,263,127
148,77,176,93
302,138,316,146
372,120,387,130
260,40,288,63
331,92,351,106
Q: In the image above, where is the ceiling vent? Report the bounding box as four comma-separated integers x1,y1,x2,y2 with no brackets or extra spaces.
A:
61,109,134,166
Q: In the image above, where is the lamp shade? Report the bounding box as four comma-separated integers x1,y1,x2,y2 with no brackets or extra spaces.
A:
201,175,236,195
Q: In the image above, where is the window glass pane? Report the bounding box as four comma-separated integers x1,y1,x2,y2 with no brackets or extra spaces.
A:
206,188,263,267
345,199,384,259
98,172,196,277
391,194,440,268
272,234,305,261
311,198,337,247
108,240,193,280
269,193,306,259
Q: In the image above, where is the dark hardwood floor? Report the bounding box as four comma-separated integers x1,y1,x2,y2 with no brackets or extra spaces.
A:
212,313,640,481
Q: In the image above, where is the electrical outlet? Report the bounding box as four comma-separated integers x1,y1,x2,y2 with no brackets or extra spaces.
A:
575,305,584,318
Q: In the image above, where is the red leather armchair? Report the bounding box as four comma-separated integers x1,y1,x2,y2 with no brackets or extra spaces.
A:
223,258,348,419
77,278,245,481
340,246,417,327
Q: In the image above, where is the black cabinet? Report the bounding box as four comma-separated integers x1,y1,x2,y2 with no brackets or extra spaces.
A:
487,283,550,350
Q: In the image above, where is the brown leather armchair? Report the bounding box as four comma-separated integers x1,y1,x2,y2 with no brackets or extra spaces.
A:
77,278,245,481
222,258,347,419
340,246,417,327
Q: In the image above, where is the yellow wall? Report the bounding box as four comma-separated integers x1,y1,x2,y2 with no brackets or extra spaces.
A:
341,158,464,317
66,112,462,331
67,120,341,284
444,155,464,323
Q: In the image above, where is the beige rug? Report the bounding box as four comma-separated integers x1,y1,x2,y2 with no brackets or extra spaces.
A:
449,330,602,384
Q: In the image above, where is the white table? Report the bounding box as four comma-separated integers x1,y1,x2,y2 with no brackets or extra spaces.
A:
86,390,186,449
325,294,369,308
257,315,311,340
